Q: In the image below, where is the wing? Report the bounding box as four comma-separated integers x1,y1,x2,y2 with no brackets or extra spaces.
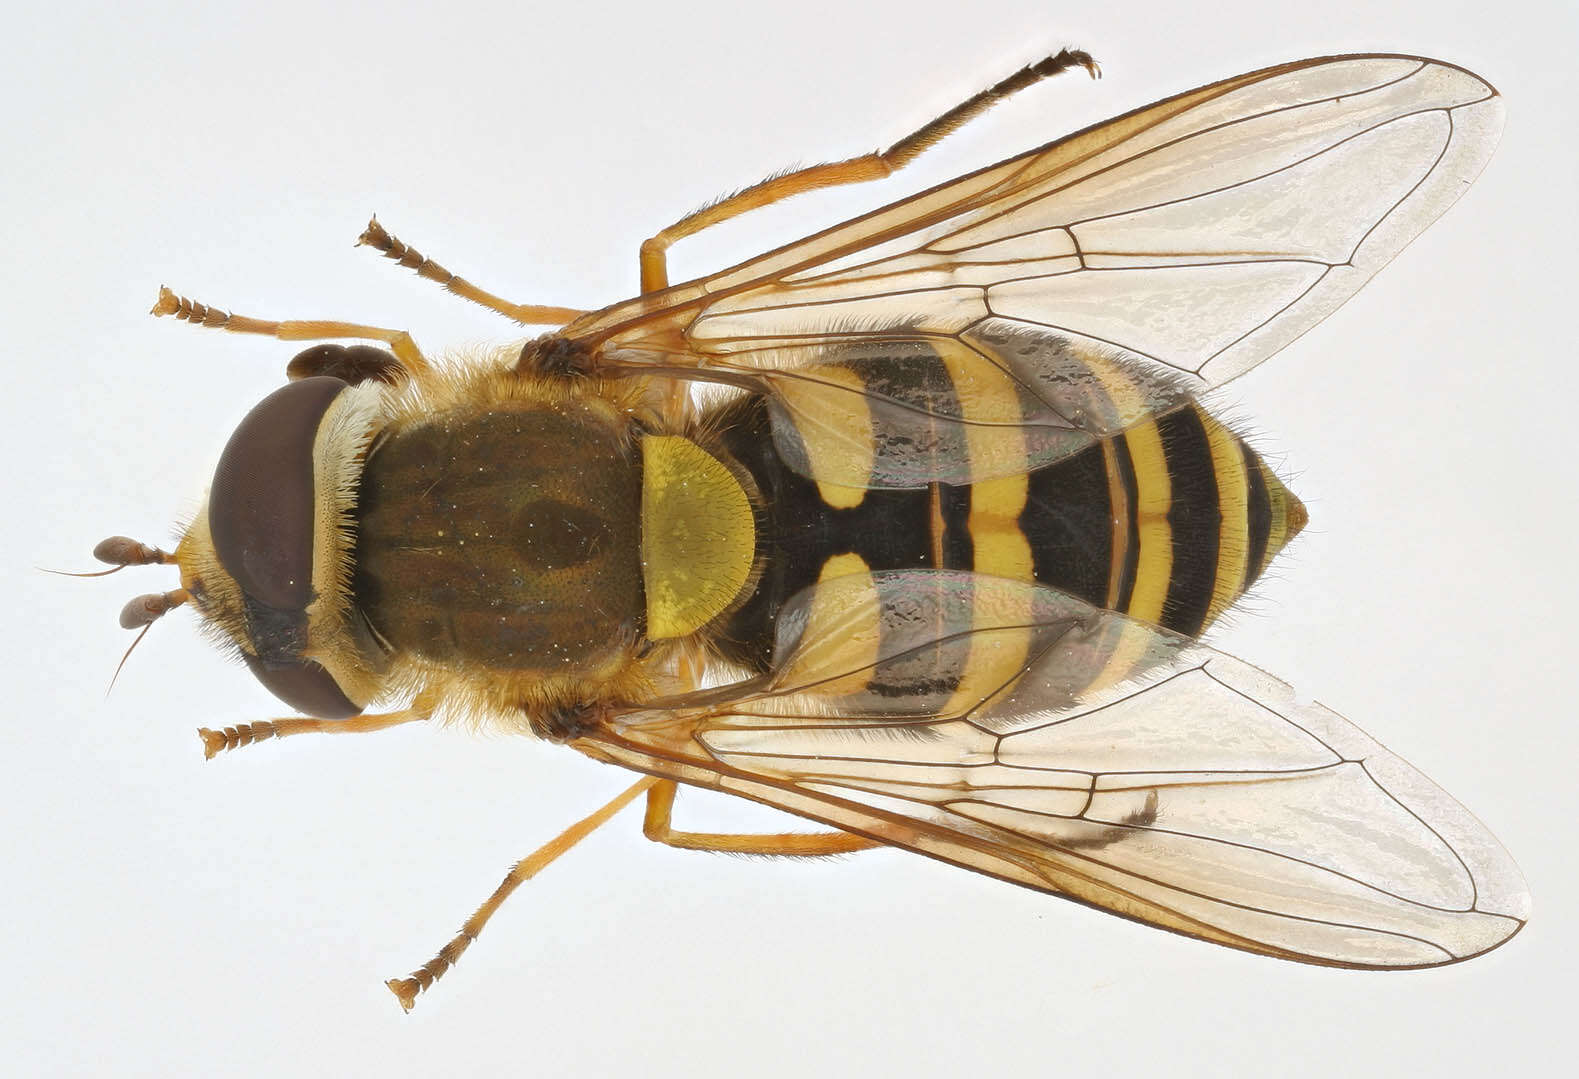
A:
576,572,1528,968
564,55,1500,486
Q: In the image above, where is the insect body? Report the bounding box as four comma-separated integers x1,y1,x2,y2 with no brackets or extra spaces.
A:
105,50,1527,1009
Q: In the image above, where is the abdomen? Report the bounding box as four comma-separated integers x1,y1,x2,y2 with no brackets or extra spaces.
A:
713,377,1304,671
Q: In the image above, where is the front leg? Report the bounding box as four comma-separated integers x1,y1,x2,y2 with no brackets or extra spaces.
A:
151,286,432,382
197,699,435,759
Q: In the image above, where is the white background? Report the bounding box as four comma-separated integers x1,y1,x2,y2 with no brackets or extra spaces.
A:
5,1,1574,1075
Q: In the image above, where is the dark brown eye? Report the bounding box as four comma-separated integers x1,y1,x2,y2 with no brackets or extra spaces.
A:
241,654,360,719
210,377,346,610
209,376,359,718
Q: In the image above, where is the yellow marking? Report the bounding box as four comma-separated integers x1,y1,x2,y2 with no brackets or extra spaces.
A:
1122,418,1173,626
1075,346,1153,440
1282,481,1309,538
1200,407,1249,627
817,480,867,510
778,554,878,696
1257,462,1307,578
935,341,1035,718
770,365,870,508
929,483,945,568
1076,346,1159,617
1084,617,1159,698
968,475,1033,579
1100,437,1129,610
933,340,1034,583
1084,389,1173,696
304,383,386,709
640,436,756,639
933,339,1037,480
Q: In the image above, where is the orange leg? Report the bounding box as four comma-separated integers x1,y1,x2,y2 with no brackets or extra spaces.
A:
642,779,881,856
151,286,432,379
357,216,585,327
638,47,1099,293
386,776,659,1012
383,776,880,1012
197,703,433,760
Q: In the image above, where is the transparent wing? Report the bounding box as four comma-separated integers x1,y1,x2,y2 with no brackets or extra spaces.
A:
575,53,1500,375
566,55,1500,486
580,572,1528,968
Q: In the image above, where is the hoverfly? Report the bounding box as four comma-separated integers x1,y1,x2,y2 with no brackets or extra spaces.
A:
98,49,1527,1010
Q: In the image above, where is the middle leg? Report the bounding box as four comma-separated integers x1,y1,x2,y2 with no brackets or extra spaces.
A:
643,779,881,856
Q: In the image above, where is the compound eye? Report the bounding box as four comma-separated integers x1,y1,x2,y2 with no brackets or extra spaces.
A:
208,377,347,611
208,376,364,718
242,654,360,719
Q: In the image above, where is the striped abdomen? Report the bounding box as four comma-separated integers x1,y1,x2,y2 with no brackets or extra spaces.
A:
713,338,1304,670
1022,398,1305,638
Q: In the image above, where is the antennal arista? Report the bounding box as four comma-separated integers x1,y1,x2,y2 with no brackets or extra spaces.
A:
107,588,189,695
118,589,189,630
